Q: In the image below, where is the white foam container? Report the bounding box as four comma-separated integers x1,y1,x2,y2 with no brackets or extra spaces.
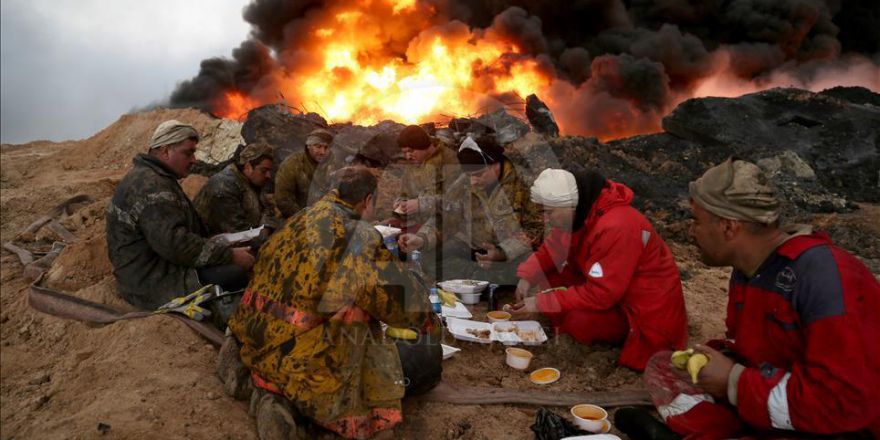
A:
446,318,548,345
437,279,489,294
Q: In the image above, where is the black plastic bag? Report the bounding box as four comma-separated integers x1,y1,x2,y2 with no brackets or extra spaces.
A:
530,407,589,440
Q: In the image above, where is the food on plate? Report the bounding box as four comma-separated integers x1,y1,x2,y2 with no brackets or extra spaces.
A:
515,328,539,342
437,289,458,306
465,328,491,339
493,324,516,333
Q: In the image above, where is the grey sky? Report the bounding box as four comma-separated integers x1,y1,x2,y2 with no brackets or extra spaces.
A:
1,0,250,144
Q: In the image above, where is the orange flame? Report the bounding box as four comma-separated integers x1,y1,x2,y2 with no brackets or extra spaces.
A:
215,0,551,126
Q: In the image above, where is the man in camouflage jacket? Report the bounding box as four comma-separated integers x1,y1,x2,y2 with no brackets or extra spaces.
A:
274,128,334,217
394,125,462,232
194,143,278,235
229,167,440,439
400,135,542,284
106,120,254,310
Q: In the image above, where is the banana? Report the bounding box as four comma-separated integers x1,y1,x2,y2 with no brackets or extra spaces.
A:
386,327,418,340
687,353,709,384
670,349,694,370
438,289,457,307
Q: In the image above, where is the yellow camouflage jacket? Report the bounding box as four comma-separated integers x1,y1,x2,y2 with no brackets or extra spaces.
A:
274,151,332,217
420,159,543,260
228,191,436,439
398,144,462,227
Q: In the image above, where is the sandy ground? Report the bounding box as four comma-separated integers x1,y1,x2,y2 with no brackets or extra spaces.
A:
1,109,876,440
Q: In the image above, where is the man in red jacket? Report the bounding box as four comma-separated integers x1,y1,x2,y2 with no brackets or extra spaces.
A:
510,168,687,371
633,158,880,439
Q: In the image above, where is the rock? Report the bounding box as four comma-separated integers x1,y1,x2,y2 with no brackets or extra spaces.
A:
194,119,244,165
241,105,328,165
757,150,816,180
97,422,111,435
476,109,530,144
525,94,559,137
662,87,880,203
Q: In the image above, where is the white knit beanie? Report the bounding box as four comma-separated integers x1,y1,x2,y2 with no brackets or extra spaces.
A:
530,169,579,208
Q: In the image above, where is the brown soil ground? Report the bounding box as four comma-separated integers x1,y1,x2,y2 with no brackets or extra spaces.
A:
2,109,877,440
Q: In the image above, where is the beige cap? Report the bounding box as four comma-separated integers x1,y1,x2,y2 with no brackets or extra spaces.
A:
530,169,579,208
148,120,199,150
689,157,780,224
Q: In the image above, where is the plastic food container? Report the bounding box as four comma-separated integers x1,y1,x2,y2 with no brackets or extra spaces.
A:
529,367,561,384
457,292,481,304
505,347,533,370
437,279,489,294
570,404,609,433
487,311,511,322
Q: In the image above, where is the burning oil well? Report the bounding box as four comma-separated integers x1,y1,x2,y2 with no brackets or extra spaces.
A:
168,0,879,142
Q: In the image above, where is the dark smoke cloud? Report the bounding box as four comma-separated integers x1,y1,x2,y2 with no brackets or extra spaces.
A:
169,40,276,110
169,0,879,135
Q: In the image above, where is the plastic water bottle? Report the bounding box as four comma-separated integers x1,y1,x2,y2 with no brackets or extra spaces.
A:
383,235,399,259
429,287,442,314
487,283,499,311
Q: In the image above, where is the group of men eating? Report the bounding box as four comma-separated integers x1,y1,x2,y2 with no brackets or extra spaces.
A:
106,119,879,439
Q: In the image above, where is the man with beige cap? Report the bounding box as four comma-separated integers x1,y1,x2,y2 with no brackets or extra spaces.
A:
274,128,335,217
630,158,880,439
106,120,255,310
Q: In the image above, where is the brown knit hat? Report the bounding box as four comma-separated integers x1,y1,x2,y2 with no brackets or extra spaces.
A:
397,125,432,150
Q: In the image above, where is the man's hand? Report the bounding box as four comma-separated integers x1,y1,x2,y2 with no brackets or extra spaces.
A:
693,344,734,399
395,199,420,215
398,233,424,253
475,242,506,270
231,247,255,270
508,296,538,318
514,279,531,302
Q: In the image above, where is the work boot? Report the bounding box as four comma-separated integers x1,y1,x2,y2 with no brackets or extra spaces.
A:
614,407,681,440
251,388,300,440
217,330,252,400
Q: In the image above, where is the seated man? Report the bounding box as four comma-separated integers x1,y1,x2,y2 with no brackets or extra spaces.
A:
228,167,441,439
399,135,543,285
510,168,687,371
106,120,254,310
632,158,880,439
274,128,334,217
193,142,277,235
393,125,462,233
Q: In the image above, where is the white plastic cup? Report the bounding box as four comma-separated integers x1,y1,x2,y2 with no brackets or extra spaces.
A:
505,347,533,370
570,404,609,433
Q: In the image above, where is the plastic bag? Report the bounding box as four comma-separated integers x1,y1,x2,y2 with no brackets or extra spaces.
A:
530,407,589,440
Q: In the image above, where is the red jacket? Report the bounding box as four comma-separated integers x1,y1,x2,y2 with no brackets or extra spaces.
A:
723,232,880,436
517,181,688,370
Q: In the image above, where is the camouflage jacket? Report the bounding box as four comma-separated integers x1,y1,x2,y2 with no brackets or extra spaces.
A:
274,151,331,218
228,191,436,439
399,145,462,227
193,164,271,235
420,159,543,260
106,154,232,310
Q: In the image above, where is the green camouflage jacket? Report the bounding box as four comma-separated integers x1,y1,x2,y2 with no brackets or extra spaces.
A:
193,164,271,235
274,151,331,218
399,145,462,227
229,191,436,438
106,154,232,310
419,159,543,260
